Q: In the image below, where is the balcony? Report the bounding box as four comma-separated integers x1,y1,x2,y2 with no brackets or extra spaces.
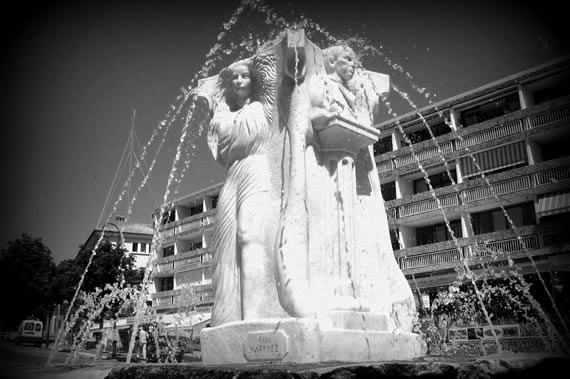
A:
455,119,524,150
158,209,216,241
463,176,532,203
398,193,460,218
394,140,454,168
155,248,212,276
376,98,570,177
386,158,570,222
396,225,568,276
152,285,214,311
174,250,212,271
399,247,464,270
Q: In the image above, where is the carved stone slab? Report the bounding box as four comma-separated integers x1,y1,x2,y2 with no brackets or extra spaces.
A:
244,330,289,361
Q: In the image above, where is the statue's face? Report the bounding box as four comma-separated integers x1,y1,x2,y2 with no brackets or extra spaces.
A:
333,49,355,83
230,64,252,101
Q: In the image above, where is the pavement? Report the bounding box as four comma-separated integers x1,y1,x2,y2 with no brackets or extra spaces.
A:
0,341,136,379
1,340,568,379
0,339,205,379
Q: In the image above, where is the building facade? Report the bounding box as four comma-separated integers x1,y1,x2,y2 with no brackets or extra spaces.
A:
152,185,220,314
151,58,570,328
82,216,153,269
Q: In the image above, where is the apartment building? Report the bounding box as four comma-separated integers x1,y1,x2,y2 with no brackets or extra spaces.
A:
377,56,570,311
152,185,220,314
151,57,570,325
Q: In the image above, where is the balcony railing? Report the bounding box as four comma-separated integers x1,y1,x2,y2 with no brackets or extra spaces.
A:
153,286,214,310
468,235,540,257
391,164,570,220
455,119,524,150
526,106,570,129
174,252,212,269
377,102,570,176
400,247,463,270
534,165,570,186
395,141,454,168
399,234,542,272
154,295,175,307
398,193,460,217
157,261,174,272
158,210,216,240
542,231,570,246
463,176,532,203
378,159,394,173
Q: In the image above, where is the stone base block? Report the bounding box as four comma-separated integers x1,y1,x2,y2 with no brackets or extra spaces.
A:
200,317,426,365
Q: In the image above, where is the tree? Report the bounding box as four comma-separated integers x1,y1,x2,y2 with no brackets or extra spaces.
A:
78,240,133,292
50,239,144,321
0,234,56,329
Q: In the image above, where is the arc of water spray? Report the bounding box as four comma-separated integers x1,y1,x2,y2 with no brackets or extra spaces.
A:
46,223,124,367
378,90,503,352
382,77,569,351
391,81,569,345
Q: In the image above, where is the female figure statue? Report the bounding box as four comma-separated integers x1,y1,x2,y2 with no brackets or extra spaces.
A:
207,53,282,326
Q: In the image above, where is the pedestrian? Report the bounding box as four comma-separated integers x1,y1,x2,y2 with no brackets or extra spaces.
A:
110,323,119,359
136,326,148,361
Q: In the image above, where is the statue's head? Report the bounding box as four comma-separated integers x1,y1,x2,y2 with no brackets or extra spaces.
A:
219,58,256,111
323,45,356,84
229,61,252,104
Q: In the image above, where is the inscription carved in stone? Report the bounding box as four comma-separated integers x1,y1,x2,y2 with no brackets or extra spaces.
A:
244,330,289,361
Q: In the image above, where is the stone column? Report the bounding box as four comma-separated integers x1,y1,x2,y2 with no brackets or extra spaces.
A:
314,116,380,301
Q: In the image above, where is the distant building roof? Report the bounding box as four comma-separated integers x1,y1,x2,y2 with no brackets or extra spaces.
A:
81,219,154,252
116,222,154,235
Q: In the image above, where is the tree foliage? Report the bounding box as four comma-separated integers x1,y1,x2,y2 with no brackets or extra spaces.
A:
74,239,137,293
431,278,538,326
0,234,145,329
0,234,56,328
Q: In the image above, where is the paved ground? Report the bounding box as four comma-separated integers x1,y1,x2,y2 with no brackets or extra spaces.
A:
1,340,568,379
0,341,124,379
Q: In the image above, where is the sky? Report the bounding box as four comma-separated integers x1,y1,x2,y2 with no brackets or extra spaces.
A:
1,0,568,263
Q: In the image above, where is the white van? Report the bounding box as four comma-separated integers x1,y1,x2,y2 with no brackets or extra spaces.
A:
15,319,43,347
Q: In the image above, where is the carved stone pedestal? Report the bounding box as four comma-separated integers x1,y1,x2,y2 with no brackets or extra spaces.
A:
201,317,425,365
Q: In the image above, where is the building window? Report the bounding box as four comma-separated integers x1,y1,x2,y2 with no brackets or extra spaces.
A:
158,277,174,292
373,136,392,155
541,140,568,162
416,220,462,246
211,195,219,209
132,242,138,252
460,93,520,127
190,204,203,216
472,202,535,235
161,210,175,225
413,170,457,194
406,122,452,145
381,181,397,201
141,243,147,253
189,242,203,251
163,245,175,258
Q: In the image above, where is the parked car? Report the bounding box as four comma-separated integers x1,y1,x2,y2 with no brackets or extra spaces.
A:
15,320,43,347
